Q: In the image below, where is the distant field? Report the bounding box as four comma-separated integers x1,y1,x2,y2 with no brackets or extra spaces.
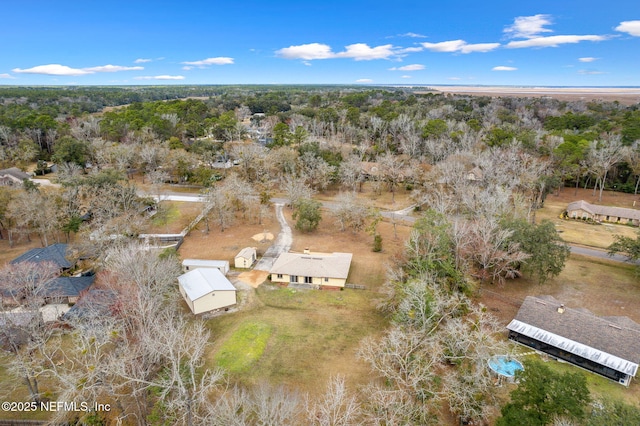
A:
427,85,640,105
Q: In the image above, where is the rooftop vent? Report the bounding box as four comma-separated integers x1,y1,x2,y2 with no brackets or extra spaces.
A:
304,248,310,254
557,304,565,314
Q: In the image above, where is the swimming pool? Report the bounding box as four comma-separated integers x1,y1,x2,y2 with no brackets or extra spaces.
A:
488,355,524,378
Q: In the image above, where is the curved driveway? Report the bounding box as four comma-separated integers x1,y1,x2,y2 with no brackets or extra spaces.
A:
253,203,292,272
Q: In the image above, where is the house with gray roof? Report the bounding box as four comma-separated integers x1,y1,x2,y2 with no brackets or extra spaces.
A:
0,167,30,186
10,243,73,271
41,275,95,304
566,200,640,226
507,295,640,386
270,251,352,289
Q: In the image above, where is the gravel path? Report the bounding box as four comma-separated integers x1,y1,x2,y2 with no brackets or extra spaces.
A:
253,203,292,272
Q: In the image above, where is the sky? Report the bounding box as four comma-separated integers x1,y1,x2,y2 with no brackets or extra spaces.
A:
1,0,639,86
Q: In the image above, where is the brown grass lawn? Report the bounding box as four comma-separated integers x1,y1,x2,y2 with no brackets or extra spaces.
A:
142,201,202,235
314,183,416,212
285,206,411,291
178,210,280,264
538,187,640,249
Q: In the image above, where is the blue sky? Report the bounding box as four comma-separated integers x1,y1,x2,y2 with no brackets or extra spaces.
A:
1,0,639,86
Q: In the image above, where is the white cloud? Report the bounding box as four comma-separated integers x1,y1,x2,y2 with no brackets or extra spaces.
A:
504,14,553,39
276,43,335,60
460,42,501,53
13,63,146,76
616,20,640,36
277,42,397,61
182,57,234,66
134,58,152,63
492,66,518,71
389,64,425,71
398,46,424,53
83,65,143,72
0,73,16,79
182,66,193,71
421,40,499,53
302,61,312,66
356,78,373,83
336,43,395,60
578,69,606,75
578,57,598,62
399,32,427,38
401,75,412,79
12,64,92,76
421,40,466,52
134,75,185,80
506,35,607,48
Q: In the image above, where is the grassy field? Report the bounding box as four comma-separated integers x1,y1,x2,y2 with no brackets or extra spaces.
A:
205,285,388,394
537,188,639,249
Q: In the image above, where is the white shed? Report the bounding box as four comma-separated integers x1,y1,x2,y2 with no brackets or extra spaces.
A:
178,268,237,315
182,259,230,275
234,247,257,268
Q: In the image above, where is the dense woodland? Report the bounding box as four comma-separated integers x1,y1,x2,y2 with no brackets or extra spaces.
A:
1,86,640,425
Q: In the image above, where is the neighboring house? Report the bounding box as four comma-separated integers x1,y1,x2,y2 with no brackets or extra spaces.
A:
566,200,640,226
182,259,230,275
0,167,30,186
0,311,40,351
466,166,484,182
235,247,257,268
507,295,640,386
178,268,237,315
41,275,95,305
63,289,118,322
10,243,73,271
269,251,353,290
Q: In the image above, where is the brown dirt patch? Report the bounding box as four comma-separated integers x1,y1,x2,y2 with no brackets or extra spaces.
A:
251,232,274,242
284,206,410,291
178,213,279,264
237,270,269,288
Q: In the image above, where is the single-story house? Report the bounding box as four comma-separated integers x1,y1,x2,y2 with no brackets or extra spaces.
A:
41,275,95,305
182,259,230,275
178,268,237,315
63,289,118,322
566,200,640,226
269,251,353,290
0,167,30,186
235,247,257,269
466,166,484,182
507,295,640,386
10,243,73,271
0,311,40,351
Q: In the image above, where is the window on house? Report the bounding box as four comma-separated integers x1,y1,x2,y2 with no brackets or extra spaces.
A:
324,277,329,282
276,274,283,279
290,275,298,283
304,276,312,284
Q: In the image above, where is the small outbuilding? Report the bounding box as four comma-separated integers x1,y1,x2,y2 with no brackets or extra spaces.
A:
235,247,257,269
182,259,230,275
507,295,640,386
178,268,237,315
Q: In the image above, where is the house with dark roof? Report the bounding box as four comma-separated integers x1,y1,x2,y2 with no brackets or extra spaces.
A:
10,243,73,271
41,275,95,304
566,200,640,226
269,251,352,289
507,295,640,386
63,289,118,322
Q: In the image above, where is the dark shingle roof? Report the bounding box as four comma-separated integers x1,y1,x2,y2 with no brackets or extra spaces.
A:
41,275,95,298
508,295,640,375
10,244,72,269
0,167,30,181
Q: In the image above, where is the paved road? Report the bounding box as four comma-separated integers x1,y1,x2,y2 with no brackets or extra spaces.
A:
253,203,292,272
569,245,638,264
